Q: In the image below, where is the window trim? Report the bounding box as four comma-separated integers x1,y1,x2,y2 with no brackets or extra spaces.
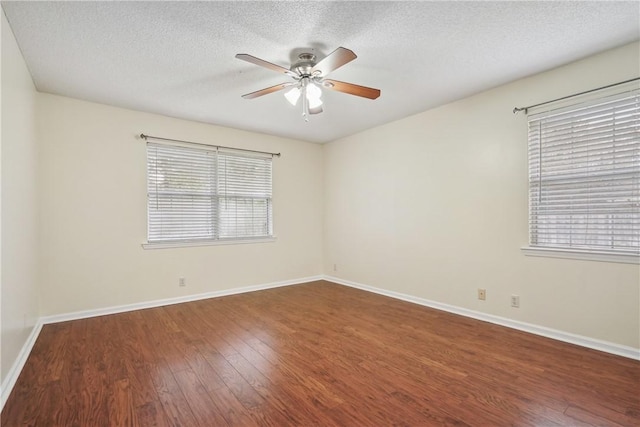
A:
521,246,639,264
142,236,277,250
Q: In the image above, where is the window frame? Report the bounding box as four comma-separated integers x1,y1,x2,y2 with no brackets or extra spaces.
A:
143,142,276,249
522,85,639,264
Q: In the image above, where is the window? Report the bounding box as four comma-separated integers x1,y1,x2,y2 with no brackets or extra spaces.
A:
146,142,273,245
527,87,639,260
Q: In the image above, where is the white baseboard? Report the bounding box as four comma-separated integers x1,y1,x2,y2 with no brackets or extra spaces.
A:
324,275,640,361
1,275,322,411
40,275,323,325
1,321,43,409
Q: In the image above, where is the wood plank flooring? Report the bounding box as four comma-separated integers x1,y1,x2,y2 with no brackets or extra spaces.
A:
2,280,639,426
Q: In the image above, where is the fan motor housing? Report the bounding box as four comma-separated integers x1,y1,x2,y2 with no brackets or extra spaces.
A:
291,53,316,76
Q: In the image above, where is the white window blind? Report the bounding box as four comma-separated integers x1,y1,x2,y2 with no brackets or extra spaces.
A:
147,142,273,243
528,88,640,255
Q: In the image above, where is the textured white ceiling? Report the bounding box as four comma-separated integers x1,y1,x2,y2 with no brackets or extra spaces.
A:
2,1,639,143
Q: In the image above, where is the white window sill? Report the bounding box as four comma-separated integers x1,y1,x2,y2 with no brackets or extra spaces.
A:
142,237,276,250
521,247,639,265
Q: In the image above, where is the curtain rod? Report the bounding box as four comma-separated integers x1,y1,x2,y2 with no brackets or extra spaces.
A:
139,133,281,157
512,77,639,114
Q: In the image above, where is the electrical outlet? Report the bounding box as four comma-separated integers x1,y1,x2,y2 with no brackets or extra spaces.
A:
333,263,337,272
179,277,186,287
478,289,486,300
511,295,520,308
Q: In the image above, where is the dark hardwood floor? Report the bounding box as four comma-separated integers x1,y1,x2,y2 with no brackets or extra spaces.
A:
2,280,639,426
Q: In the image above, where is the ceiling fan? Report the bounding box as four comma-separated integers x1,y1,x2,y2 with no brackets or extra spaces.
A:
235,47,380,121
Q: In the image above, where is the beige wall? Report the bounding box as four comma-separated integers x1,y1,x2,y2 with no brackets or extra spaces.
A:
1,12,40,382
37,94,323,316
324,42,640,349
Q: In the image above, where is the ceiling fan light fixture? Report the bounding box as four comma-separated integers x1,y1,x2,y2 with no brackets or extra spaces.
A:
284,87,301,106
308,96,322,109
309,105,323,113
306,82,322,101
305,80,323,110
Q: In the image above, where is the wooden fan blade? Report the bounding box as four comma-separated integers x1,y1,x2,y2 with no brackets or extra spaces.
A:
235,54,297,77
323,79,380,99
311,47,357,77
241,82,295,99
